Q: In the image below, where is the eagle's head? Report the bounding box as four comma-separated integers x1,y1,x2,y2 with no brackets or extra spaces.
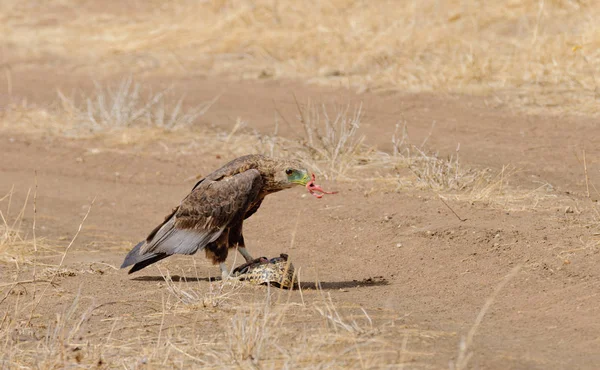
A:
265,158,337,198
269,159,310,191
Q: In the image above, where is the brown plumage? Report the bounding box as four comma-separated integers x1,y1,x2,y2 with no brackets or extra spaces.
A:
121,154,315,277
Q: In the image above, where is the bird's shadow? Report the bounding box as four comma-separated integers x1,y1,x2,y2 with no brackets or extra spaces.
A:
132,275,216,283
131,275,389,290
298,276,389,290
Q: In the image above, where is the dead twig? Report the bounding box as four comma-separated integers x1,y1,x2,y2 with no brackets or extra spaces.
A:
583,149,590,198
438,195,467,222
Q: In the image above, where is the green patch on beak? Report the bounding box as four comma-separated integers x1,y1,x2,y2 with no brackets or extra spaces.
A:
290,171,310,186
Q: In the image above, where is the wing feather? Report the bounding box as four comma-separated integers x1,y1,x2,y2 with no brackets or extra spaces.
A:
136,169,262,258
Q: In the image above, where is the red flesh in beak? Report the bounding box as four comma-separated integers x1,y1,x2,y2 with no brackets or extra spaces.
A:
306,173,338,199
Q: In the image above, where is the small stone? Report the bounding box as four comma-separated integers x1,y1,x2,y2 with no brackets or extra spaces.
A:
565,206,574,214
396,243,403,248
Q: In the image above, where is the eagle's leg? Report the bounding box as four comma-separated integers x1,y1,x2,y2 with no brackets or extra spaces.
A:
205,234,232,280
230,229,254,263
220,263,231,280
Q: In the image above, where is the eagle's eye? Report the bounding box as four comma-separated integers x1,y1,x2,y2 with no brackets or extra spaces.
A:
285,168,294,176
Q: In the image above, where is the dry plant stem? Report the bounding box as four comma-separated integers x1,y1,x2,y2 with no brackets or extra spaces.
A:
28,197,95,323
438,195,467,222
154,293,167,358
296,267,305,306
29,173,39,322
398,332,409,370
0,184,14,203
452,263,523,370
583,149,590,198
58,198,95,268
168,341,206,365
0,279,54,288
15,188,30,235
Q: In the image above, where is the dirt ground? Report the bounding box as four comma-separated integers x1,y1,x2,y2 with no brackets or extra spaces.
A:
2,69,600,369
2,2,600,369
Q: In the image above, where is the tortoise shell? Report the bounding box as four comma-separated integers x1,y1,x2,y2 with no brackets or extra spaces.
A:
231,253,296,289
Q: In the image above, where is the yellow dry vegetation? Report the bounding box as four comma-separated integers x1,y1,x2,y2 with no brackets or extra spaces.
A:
1,0,599,114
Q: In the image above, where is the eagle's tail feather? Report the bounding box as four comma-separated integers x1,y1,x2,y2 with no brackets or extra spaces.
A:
128,253,170,274
121,241,145,268
121,240,170,274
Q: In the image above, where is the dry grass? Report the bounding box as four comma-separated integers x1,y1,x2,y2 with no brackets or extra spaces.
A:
1,76,216,138
257,99,388,181
0,287,428,369
2,0,600,115
0,251,434,368
0,188,59,269
294,100,365,179
57,76,217,133
391,122,489,192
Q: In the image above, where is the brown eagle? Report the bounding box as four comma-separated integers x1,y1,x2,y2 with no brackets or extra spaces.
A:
121,154,335,278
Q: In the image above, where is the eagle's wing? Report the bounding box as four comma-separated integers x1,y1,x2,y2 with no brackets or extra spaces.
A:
121,169,262,271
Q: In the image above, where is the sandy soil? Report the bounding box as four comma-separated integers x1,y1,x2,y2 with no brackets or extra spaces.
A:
2,67,600,369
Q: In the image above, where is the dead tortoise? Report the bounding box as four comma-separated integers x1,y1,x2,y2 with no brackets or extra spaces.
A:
231,253,296,289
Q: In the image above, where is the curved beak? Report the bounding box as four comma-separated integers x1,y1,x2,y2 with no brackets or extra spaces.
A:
292,171,310,186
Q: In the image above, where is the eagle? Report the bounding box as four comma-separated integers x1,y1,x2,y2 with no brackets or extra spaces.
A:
121,154,335,278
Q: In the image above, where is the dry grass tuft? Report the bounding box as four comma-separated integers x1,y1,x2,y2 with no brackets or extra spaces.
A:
258,99,387,180
314,292,374,335
224,296,278,364
391,122,489,192
453,164,560,211
1,77,216,138
255,99,400,182
57,76,217,133
161,269,245,310
294,99,366,179
0,188,57,268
